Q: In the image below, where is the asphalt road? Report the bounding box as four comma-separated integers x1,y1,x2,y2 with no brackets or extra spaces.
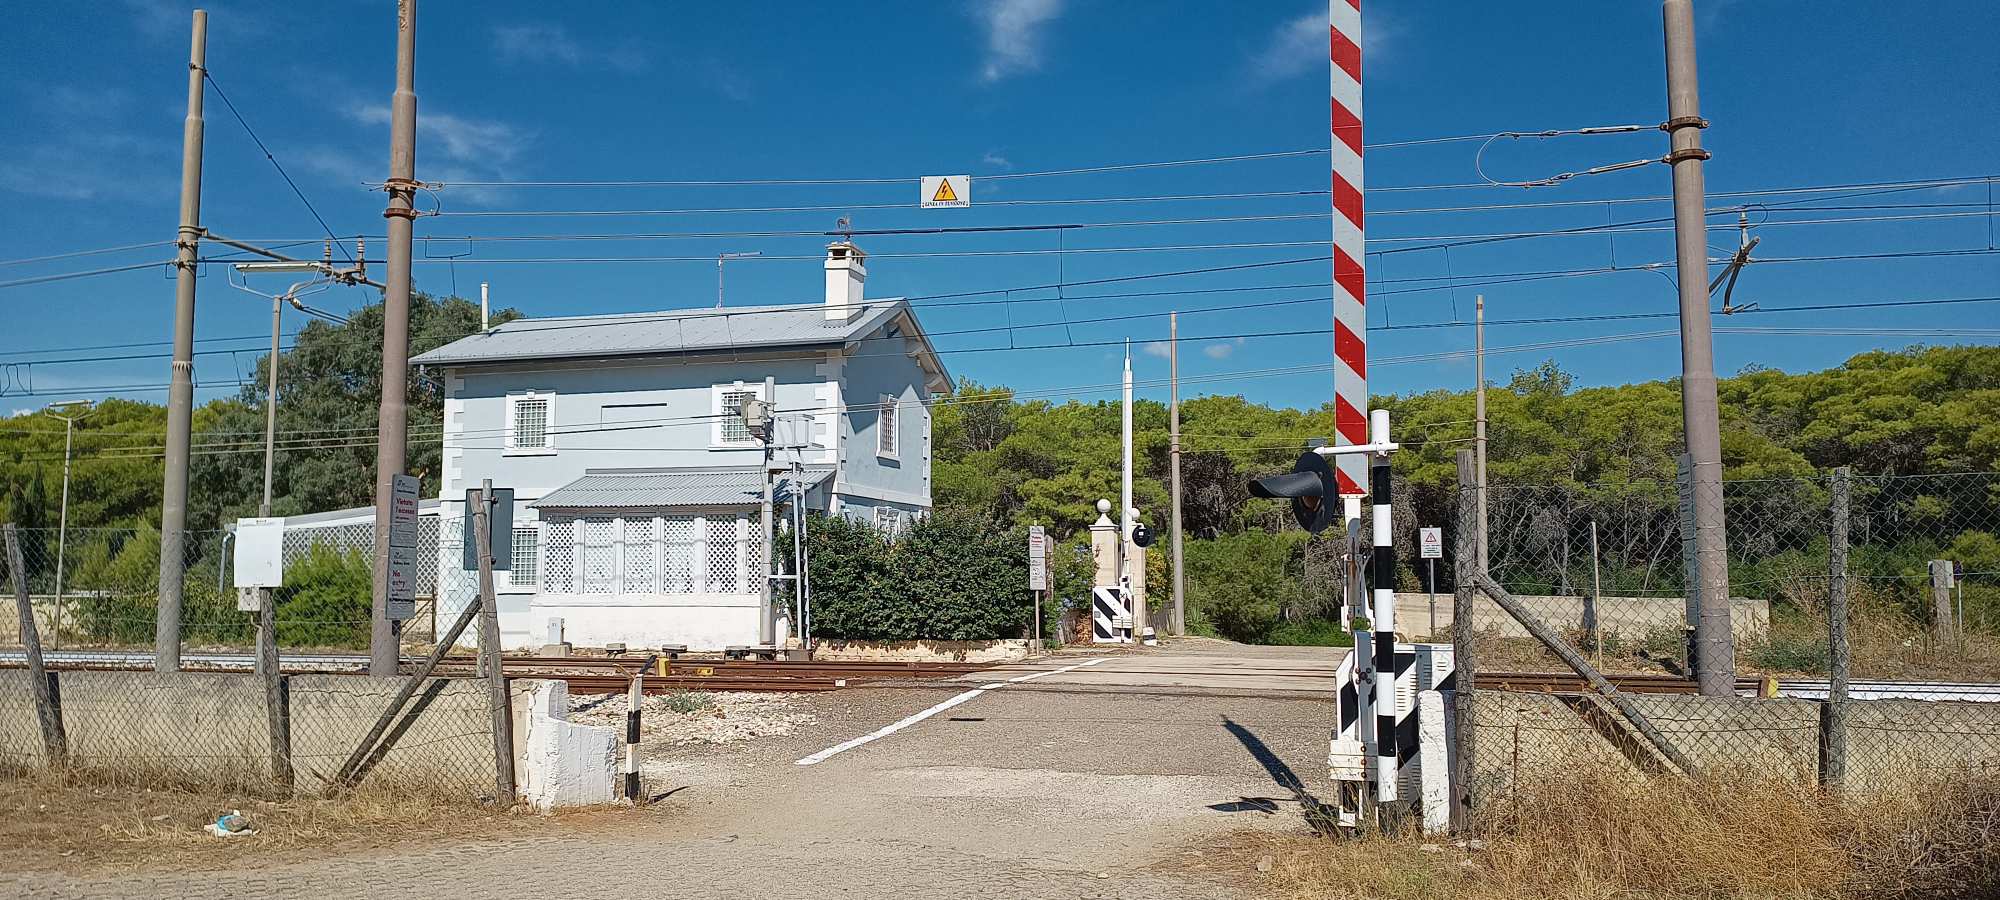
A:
3,640,1339,899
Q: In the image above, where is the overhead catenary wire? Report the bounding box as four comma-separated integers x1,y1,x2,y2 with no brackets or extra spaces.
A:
201,70,354,264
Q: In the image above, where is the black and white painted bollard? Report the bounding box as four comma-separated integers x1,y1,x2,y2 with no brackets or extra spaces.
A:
1367,409,1398,803
623,656,654,803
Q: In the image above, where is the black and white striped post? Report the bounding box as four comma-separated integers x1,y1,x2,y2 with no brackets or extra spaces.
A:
1367,409,1398,803
623,654,656,804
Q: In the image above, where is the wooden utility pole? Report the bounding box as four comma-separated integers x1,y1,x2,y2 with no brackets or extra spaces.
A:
6,525,66,763
472,481,517,805
155,8,208,672
1168,311,1185,636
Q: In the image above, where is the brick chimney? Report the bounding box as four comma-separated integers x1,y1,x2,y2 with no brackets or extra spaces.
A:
824,240,866,323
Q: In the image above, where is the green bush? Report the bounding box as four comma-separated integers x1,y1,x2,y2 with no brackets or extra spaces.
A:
806,508,1031,641
273,543,372,648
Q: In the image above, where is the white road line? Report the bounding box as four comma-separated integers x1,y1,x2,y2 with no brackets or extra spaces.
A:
793,656,1113,766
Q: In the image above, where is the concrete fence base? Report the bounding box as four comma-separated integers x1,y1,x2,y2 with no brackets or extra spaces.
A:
0,669,616,809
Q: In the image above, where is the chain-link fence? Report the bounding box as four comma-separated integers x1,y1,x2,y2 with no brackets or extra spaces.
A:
1458,686,2000,820
1471,471,2000,680
0,666,508,798
0,524,460,657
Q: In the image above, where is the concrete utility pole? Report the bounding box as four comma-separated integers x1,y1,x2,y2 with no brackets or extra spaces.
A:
371,0,420,676
1664,0,1734,696
1168,312,1185,636
1473,294,1488,572
155,9,207,672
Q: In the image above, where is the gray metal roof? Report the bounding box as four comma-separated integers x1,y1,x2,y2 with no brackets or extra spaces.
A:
530,466,835,510
412,300,913,367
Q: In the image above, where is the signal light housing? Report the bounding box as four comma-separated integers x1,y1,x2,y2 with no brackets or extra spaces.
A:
1248,449,1339,534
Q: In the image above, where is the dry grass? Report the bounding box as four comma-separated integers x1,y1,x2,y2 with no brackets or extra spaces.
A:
1208,766,2000,900
0,771,628,875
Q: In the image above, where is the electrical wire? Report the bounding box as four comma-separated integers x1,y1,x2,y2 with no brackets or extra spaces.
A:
202,70,354,264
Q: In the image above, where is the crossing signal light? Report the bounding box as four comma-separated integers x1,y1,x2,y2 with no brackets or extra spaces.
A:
1248,450,1339,534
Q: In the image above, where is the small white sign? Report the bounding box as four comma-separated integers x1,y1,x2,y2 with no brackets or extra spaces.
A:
1419,527,1443,559
1027,525,1048,591
233,517,286,590
920,175,970,209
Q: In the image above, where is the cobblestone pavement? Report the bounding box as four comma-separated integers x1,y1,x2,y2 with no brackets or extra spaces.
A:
3,645,1337,899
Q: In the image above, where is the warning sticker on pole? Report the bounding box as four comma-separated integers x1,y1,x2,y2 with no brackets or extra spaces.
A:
1027,525,1048,591
920,175,970,209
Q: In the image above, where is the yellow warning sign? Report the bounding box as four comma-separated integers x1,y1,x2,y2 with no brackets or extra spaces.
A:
920,175,971,209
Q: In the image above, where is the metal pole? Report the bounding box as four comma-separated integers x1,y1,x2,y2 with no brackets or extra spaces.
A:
54,417,74,649
156,8,207,673
790,460,805,646
261,295,283,515
1823,466,1850,789
1427,557,1436,636
1168,311,1185,636
371,0,420,676
6,525,66,764
1663,0,1734,696
1120,341,1137,642
759,376,776,647
479,281,489,330
473,480,516,805
1473,294,1488,572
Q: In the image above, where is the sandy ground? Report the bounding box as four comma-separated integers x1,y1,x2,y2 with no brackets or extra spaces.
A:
2,641,1342,899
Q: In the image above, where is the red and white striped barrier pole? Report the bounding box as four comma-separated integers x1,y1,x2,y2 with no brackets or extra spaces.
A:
1330,0,1368,512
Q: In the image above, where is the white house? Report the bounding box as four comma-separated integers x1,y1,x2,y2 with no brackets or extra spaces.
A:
409,241,949,651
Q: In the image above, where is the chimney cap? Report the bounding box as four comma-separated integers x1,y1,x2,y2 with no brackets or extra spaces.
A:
826,240,866,260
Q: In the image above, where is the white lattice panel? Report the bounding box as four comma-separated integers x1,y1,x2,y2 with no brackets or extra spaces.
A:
582,517,616,594
622,518,657,594
542,519,574,592
706,516,743,594
662,516,697,594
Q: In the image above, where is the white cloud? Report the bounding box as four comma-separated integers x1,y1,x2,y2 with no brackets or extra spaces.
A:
971,0,1065,83
1141,341,1173,359
981,151,1014,170
344,104,529,206
1203,338,1247,360
1248,12,1324,84
1246,6,1400,86
490,22,648,73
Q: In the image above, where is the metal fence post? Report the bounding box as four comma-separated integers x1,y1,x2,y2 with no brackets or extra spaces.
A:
5,525,66,764
472,481,518,806
1451,449,1478,828
1821,467,1850,790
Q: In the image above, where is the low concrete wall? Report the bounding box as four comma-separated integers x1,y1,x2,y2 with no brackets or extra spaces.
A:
0,670,616,807
514,679,617,811
57,670,275,787
812,639,1032,663
288,673,503,795
1398,592,1768,641
0,669,53,770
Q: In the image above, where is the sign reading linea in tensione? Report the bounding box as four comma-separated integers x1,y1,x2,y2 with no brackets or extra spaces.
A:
1419,527,1443,560
921,175,970,208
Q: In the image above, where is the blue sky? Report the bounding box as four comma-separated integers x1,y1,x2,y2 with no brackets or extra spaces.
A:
3,0,1998,414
